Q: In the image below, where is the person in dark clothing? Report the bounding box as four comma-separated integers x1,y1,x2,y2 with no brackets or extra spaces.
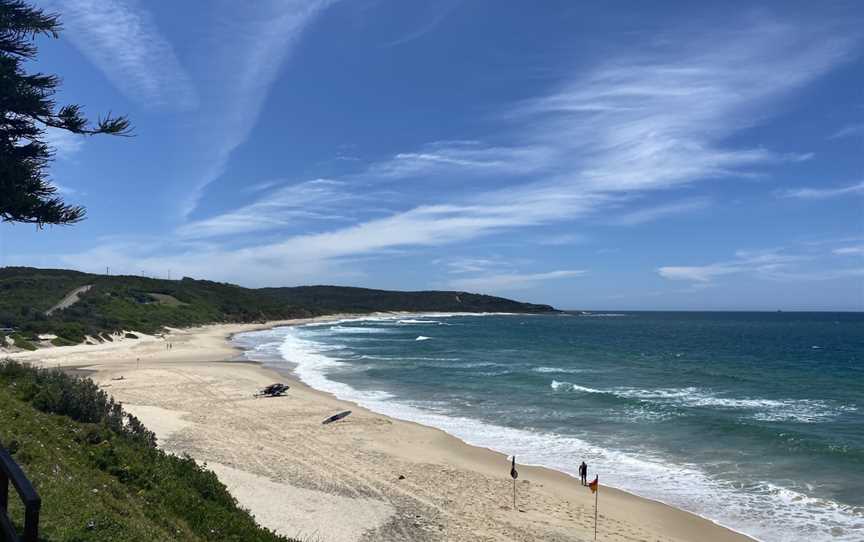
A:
579,461,588,486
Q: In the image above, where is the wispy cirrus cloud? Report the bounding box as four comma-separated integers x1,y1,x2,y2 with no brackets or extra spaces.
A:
536,233,589,246
658,248,862,284
609,198,710,226
177,179,353,239
48,0,339,220
383,0,459,47
829,123,864,139
443,257,503,274
352,16,849,243
659,249,804,282
834,246,864,256
364,140,552,181
180,0,337,216
446,270,586,293
507,20,845,198
659,262,747,283
43,127,85,159
182,163,607,241
778,180,864,199
55,193,601,285
52,0,197,109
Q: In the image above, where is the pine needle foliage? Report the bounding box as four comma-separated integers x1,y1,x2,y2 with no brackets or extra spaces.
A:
1,0,131,226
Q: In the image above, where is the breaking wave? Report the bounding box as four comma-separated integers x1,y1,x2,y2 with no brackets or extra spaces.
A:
549,382,855,423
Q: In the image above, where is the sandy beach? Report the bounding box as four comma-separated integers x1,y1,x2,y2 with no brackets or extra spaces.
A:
7,317,754,542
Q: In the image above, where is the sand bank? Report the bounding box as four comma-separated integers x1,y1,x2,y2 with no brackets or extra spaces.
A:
8,317,754,541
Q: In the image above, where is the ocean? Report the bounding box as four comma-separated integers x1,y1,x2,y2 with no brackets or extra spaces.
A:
233,312,864,541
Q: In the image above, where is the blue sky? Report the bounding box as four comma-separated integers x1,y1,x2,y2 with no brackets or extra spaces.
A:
2,0,863,310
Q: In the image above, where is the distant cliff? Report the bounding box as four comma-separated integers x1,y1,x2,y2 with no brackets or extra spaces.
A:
0,267,556,347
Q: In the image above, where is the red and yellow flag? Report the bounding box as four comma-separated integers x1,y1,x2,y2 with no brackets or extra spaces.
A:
588,476,599,493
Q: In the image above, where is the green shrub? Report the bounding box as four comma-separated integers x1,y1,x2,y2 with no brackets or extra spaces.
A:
51,336,77,346
9,333,36,350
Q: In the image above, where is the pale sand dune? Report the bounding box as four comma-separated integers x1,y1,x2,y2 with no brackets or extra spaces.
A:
8,318,754,542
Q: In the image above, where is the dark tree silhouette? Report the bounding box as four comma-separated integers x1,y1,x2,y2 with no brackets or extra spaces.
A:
1,0,131,226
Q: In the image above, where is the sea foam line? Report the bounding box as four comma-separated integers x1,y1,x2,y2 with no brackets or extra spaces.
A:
549,381,855,423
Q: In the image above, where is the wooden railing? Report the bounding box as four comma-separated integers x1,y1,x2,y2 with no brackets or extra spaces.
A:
0,448,40,542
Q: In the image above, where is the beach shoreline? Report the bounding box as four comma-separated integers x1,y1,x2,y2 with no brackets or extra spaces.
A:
6,315,755,542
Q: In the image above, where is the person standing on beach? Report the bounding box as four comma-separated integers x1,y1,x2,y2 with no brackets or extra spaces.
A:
579,461,588,486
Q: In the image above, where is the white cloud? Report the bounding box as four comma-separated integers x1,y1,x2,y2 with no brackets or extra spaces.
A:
50,182,78,196
365,140,551,180
355,16,850,239
658,263,744,283
760,268,864,281
444,258,502,274
829,123,864,139
180,0,337,216
833,246,864,256
537,233,589,246
505,21,848,198
610,198,710,226
43,127,85,159
658,248,860,284
177,179,353,238
54,0,197,109
447,270,586,293
383,0,459,47
54,191,600,286
44,1,337,221
778,181,864,199
247,201,579,261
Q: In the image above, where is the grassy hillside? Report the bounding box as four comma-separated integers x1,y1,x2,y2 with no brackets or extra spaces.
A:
0,267,556,346
0,360,296,542
263,285,555,314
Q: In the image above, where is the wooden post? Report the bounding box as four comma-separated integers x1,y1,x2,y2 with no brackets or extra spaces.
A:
0,468,7,510
513,478,516,510
24,502,40,542
594,476,599,541
1,448,41,542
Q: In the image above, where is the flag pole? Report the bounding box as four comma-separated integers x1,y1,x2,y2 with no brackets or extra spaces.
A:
594,475,599,541
510,455,518,511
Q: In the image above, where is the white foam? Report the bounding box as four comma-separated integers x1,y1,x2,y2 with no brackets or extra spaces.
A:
397,319,443,325
549,383,855,424
550,380,603,393
234,327,864,542
415,336,431,341
275,328,394,403
535,366,586,374
330,325,391,334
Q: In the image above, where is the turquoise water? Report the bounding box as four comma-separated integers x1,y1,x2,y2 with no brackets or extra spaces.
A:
234,312,864,541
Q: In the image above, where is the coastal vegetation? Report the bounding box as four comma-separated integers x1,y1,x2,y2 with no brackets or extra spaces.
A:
0,266,556,348
0,359,297,541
